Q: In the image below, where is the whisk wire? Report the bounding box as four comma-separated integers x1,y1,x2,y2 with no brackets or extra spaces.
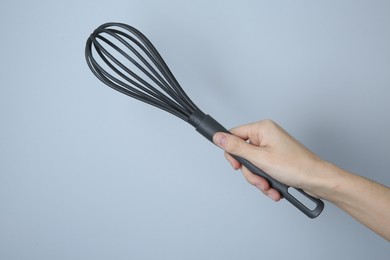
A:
112,23,198,112
101,29,183,103
86,24,200,120
87,42,190,120
93,34,182,109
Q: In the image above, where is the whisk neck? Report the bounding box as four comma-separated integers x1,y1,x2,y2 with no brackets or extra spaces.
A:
187,109,229,142
187,109,206,128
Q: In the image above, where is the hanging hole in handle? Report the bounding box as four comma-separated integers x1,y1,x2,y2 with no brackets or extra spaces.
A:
287,187,317,211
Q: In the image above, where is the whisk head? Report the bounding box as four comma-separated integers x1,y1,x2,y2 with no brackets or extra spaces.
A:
85,22,198,121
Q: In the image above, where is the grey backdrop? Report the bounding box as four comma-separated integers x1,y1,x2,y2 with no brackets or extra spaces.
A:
0,0,389,259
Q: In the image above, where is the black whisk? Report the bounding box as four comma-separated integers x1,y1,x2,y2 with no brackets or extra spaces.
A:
85,22,324,218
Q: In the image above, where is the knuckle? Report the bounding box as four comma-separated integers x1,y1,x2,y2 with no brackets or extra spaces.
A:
231,138,245,155
257,119,279,137
261,119,277,129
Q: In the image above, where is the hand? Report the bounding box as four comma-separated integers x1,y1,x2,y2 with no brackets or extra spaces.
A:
213,120,324,201
213,119,390,240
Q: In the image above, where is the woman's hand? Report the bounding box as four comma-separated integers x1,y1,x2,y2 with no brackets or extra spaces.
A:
213,120,324,201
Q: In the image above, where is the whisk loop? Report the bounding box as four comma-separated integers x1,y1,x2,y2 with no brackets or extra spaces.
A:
85,22,324,218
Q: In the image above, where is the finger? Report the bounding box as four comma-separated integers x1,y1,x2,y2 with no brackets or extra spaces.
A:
241,165,270,189
230,122,262,145
259,188,282,202
213,132,263,163
241,166,282,202
224,152,241,170
230,120,282,147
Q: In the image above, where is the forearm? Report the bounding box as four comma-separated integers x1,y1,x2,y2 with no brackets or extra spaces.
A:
312,161,390,241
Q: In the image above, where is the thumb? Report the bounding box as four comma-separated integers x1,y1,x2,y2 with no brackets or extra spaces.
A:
213,132,259,161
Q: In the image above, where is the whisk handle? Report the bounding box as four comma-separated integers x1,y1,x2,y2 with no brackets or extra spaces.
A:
188,111,324,218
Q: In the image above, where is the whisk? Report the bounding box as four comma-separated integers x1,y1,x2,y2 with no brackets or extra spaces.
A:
85,22,324,218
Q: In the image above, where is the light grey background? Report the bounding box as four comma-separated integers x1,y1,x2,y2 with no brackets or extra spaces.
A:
0,0,389,259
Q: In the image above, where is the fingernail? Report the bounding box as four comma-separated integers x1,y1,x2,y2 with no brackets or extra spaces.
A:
214,133,227,148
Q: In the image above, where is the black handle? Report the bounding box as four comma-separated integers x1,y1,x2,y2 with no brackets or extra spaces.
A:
230,155,324,218
188,110,324,218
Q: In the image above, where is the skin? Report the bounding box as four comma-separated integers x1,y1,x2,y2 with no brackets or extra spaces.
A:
212,120,390,241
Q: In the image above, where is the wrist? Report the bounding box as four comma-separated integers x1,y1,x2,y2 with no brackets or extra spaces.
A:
304,159,345,200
